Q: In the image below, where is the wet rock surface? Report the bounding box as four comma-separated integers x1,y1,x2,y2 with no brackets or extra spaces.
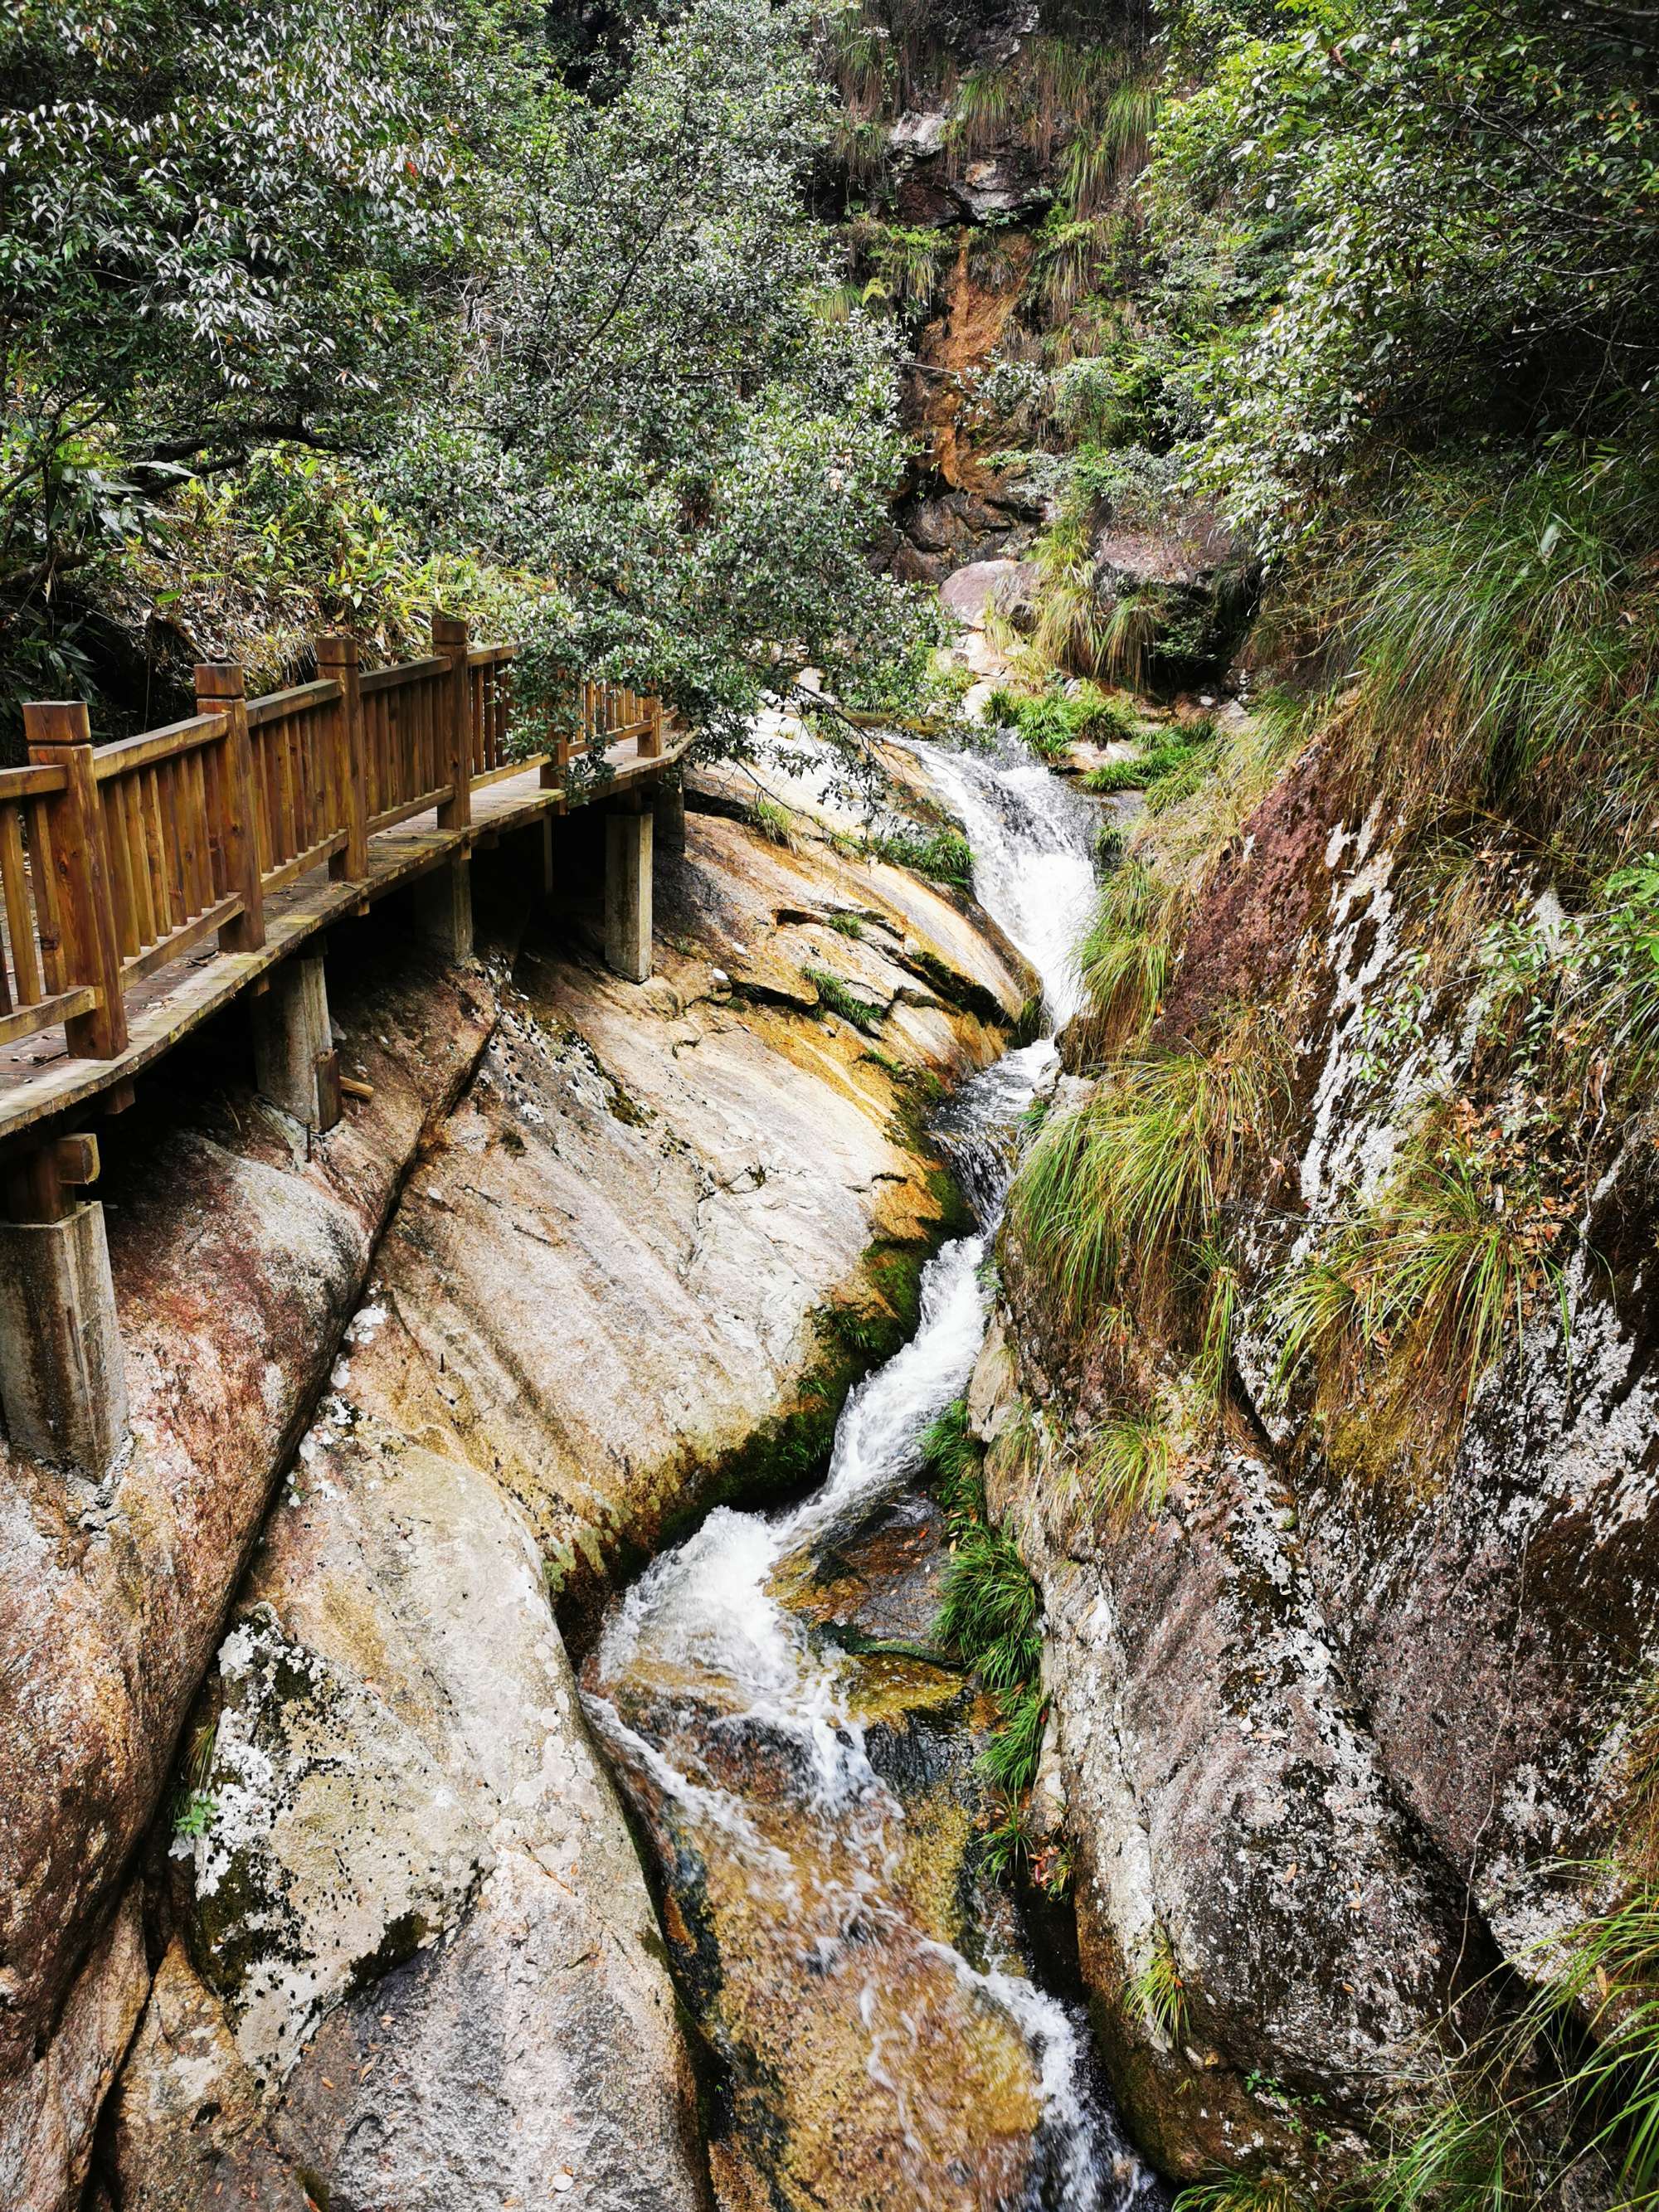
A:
980,760,1659,2186
4,767,1034,2209
0,937,494,2210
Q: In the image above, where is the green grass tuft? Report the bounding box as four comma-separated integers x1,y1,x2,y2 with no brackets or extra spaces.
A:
803,965,886,1033
1073,858,1186,1055
1011,1039,1282,1320
1129,1927,1190,2043
1085,1407,1175,1522
865,824,974,889
1268,1116,1568,1444
752,795,797,848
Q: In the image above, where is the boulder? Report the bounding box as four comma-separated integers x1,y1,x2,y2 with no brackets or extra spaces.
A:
108,1435,706,2210
0,938,494,2184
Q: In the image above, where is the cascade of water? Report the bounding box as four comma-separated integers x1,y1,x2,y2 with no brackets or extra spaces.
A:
585,732,1151,2210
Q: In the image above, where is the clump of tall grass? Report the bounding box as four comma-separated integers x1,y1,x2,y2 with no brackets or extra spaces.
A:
1130,1926,1190,2043
1081,715,1219,798
1085,1406,1175,1522
990,679,1142,758
929,1396,1051,1808
1012,1030,1284,1321
1324,448,1659,868
938,1521,1040,1691
864,823,974,888
1375,1872,1659,2212
921,1397,986,1532
1268,1116,1569,1441
752,794,797,848
1175,2176,1312,2212
1072,858,1189,1054
803,965,886,1033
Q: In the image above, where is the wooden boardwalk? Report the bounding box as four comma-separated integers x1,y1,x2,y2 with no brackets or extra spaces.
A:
0,623,683,1148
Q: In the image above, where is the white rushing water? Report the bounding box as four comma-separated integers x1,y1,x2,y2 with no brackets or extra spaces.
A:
586,732,1149,2210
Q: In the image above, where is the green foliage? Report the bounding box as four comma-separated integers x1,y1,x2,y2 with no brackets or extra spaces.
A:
938,1523,1041,1694
2,0,927,758
172,1788,217,1840
1081,717,1219,797
920,1398,986,1532
1323,453,1659,864
1175,2175,1311,2212
752,795,798,848
930,1403,1048,1813
1146,1,1659,555
865,824,974,889
1129,1927,1190,2043
1011,1035,1282,1320
1268,1111,1569,1445
847,217,956,316
1375,1874,1659,2212
825,911,865,939
804,965,885,1033
990,679,1142,759
980,1682,1048,1795
1074,859,1184,1053
1085,1407,1174,1522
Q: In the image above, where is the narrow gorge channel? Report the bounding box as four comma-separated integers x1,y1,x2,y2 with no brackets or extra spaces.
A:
584,736,1146,2208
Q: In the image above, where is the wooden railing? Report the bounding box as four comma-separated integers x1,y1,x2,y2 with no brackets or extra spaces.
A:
1,614,664,1066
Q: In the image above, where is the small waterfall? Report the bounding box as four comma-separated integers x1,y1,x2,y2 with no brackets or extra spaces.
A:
584,730,1152,2210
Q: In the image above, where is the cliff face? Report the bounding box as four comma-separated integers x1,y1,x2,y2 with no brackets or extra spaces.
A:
970,769,1659,2190
0,780,1035,2212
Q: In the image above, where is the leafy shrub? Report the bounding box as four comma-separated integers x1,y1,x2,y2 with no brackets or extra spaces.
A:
866,824,974,888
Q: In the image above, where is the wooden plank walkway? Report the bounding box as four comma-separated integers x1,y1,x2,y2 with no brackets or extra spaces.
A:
0,628,684,1146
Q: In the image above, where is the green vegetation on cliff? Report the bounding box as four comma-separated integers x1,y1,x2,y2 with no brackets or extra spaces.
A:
1,0,927,756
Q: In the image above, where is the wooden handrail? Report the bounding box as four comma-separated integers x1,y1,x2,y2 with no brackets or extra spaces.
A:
9,618,664,1067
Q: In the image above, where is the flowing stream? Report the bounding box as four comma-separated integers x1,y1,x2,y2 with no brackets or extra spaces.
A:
583,732,1149,2208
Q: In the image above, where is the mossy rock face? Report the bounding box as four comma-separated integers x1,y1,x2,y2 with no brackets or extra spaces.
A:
182,1604,488,2086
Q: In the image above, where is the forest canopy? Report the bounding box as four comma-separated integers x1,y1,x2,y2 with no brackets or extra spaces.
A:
0,0,920,752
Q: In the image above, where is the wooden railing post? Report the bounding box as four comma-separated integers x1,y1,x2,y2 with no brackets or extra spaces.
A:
432,612,471,831
316,634,368,881
640,695,664,759
194,664,265,954
22,702,129,1057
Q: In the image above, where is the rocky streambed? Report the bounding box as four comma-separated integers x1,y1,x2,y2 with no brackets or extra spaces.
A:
0,748,1052,2211
579,732,1159,2210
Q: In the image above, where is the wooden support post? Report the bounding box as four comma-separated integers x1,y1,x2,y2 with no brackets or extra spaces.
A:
316,634,369,881
654,767,686,856
414,854,474,965
23,702,129,1058
194,664,265,953
640,694,664,760
433,612,472,831
0,1131,129,1477
604,800,653,983
252,953,339,1132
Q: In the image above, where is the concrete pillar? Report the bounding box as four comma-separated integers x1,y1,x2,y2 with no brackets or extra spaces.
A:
415,854,474,965
653,771,686,856
0,1201,129,1478
254,954,339,1131
605,806,654,983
